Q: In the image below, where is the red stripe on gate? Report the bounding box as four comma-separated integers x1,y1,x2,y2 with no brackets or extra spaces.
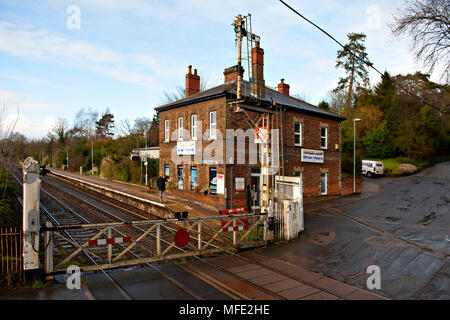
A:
219,207,249,227
88,236,132,246
222,225,249,232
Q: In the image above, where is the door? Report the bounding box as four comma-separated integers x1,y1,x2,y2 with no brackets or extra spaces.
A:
250,168,261,210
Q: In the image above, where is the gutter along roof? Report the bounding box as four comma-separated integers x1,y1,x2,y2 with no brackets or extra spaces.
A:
155,81,346,122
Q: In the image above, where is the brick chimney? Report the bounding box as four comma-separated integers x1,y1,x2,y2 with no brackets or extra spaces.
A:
186,65,200,97
277,79,290,96
224,65,244,84
251,41,265,98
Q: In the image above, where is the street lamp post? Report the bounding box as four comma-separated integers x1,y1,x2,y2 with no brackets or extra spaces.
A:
91,142,94,175
353,118,361,193
145,125,148,187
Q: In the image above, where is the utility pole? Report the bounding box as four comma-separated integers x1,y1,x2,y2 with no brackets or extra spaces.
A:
233,14,243,99
66,147,69,170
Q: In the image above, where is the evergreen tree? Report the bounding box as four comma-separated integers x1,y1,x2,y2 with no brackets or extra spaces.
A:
334,33,372,118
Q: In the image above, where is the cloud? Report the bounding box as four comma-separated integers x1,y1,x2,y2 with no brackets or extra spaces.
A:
0,21,171,90
0,89,57,138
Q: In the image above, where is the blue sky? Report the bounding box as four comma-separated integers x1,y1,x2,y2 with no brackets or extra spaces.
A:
0,0,442,139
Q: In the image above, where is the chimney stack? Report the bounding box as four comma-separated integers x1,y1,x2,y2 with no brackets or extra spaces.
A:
277,79,290,96
223,65,245,84
186,65,200,97
251,41,265,98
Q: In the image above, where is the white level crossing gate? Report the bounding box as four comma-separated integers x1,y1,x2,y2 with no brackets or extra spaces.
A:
43,212,267,274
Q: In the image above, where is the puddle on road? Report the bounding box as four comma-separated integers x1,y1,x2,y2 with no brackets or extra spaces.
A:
307,230,335,245
419,212,436,225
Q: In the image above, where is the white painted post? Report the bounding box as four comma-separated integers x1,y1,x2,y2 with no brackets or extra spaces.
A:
22,157,41,283
44,221,54,276
107,227,112,264
233,217,237,245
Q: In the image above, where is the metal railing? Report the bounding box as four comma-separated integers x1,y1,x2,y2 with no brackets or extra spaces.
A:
42,213,267,274
1,227,22,282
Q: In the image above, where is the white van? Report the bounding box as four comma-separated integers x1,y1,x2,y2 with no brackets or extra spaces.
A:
362,160,384,177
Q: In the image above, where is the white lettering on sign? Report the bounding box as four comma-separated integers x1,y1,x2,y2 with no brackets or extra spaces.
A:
235,177,245,191
301,149,324,163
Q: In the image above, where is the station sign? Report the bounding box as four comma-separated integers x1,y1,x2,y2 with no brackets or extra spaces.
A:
301,149,324,163
177,141,196,155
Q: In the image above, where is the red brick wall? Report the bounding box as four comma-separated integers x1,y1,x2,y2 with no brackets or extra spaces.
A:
158,96,228,206
158,96,342,209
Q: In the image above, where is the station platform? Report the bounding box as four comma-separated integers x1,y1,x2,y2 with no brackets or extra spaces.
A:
48,170,219,219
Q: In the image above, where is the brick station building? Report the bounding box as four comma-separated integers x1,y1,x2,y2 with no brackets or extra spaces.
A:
155,43,345,210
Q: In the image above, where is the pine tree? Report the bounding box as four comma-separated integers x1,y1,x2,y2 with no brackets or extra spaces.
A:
335,33,372,118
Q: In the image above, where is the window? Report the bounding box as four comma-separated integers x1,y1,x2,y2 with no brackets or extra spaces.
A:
209,167,217,195
209,111,217,139
177,117,184,141
320,127,327,149
320,172,327,195
164,164,170,178
177,165,183,190
191,114,198,140
294,122,302,146
190,166,197,190
164,120,170,142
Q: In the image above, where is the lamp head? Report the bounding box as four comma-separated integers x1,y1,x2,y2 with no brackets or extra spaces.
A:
353,118,361,122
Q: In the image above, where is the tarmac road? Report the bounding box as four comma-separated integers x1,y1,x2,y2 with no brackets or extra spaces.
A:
256,161,450,300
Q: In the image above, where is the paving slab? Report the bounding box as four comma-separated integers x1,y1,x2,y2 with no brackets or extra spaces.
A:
278,284,321,299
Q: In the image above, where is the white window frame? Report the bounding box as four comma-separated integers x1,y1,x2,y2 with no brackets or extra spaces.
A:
294,122,302,146
191,114,197,140
320,172,328,195
177,117,183,141
164,120,170,142
320,127,328,149
209,111,217,140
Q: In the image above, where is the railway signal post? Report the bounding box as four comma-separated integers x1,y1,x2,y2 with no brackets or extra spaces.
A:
22,157,41,284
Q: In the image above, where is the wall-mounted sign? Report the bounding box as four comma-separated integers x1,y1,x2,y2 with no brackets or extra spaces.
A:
235,177,245,191
217,173,225,195
177,141,196,155
255,127,268,143
301,149,324,163
203,160,219,165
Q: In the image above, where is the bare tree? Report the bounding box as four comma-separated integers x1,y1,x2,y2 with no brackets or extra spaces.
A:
0,103,19,189
72,107,99,140
51,118,70,144
390,0,450,83
162,77,211,103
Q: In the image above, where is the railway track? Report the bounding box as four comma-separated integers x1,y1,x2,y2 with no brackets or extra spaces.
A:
11,169,202,300
12,168,366,300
